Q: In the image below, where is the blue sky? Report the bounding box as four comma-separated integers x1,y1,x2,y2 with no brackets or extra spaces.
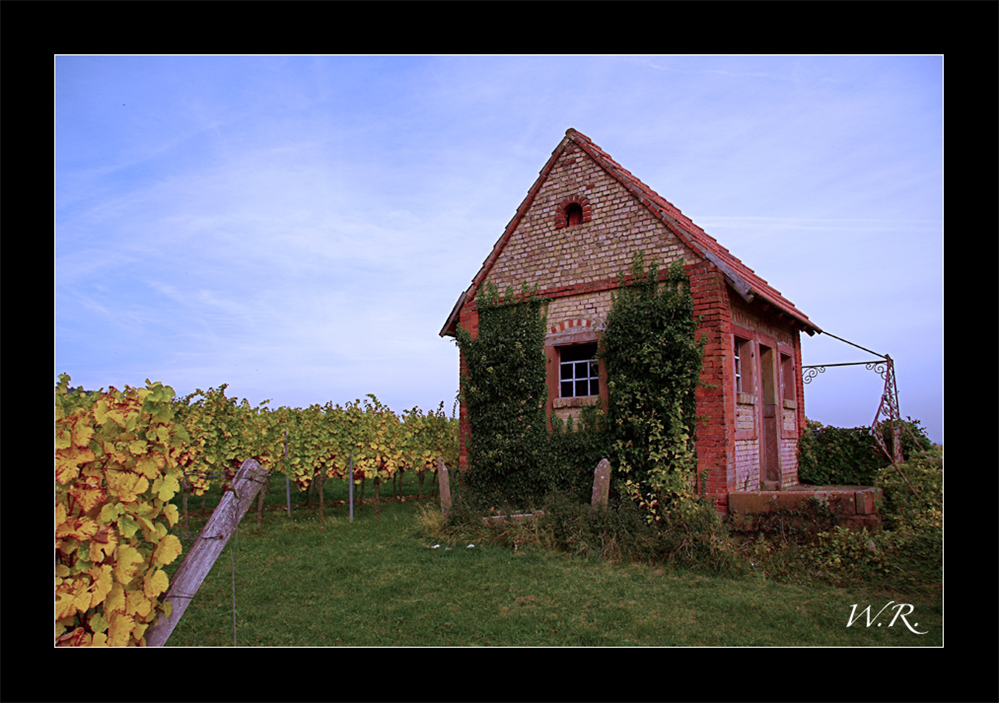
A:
55,55,943,444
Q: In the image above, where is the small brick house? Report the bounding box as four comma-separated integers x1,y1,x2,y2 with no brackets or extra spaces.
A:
440,129,821,514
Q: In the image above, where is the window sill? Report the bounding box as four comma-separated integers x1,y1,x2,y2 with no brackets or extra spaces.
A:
553,396,601,409
737,392,756,405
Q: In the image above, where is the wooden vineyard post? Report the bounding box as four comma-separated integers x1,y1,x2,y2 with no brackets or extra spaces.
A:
145,458,270,647
348,453,354,523
256,472,268,531
437,457,452,520
285,431,292,518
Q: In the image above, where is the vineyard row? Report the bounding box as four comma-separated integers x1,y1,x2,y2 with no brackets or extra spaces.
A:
55,374,457,646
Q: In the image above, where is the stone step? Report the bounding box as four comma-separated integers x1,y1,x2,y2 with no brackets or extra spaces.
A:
728,486,883,532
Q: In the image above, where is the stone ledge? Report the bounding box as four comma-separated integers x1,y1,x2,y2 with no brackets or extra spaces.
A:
553,396,601,409
728,486,884,532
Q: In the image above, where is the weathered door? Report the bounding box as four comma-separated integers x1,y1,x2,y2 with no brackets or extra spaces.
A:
759,345,780,489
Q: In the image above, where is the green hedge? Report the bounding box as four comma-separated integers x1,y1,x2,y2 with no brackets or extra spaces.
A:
797,417,932,486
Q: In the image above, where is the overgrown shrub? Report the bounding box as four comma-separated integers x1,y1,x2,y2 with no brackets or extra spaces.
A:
599,252,705,509
537,491,656,562
546,407,612,503
455,282,552,507
742,444,943,588
798,417,932,486
451,490,747,577
876,446,942,531
872,446,943,581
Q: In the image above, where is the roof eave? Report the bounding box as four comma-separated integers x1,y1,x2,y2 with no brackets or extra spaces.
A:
439,290,466,338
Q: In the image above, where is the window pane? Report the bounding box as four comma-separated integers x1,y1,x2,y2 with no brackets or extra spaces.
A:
590,379,600,396
561,381,573,397
576,380,588,396
560,343,597,362
560,363,572,381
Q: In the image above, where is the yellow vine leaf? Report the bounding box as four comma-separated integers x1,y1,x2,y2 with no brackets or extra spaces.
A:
117,513,140,540
143,568,169,599
153,534,182,566
113,544,145,586
107,612,134,646
106,409,129,429
101,440,131,465
73,421,95,448
58,515,99,542
135,454,161,479
136,515,156,536
56,425,72,450
106,472,148,503
89,525,118,562
105,582,125,614
98,502,123,523
88,564,114,606
161,503,179,527
127,587,153,619
55,587,79,620
156,424,172,445
56,446,96,485
93,398,109,425
56,626,87,647
69,478,106,514
56,615,74,640
132,620,149,645
72,577,94,614
152,473,180,502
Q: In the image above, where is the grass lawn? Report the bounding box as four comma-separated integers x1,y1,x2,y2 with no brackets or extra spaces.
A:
163,470,942,647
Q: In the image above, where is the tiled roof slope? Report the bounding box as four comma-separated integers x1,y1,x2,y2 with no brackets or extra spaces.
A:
441,129,819,337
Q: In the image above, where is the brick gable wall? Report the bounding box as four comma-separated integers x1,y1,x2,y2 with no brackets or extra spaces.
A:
450,135,806,509
481,141,700,297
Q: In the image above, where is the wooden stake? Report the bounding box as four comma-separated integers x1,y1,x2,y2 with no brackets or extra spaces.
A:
145,459,269,647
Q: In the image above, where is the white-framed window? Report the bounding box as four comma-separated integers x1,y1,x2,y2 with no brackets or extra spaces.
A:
559,343,599,398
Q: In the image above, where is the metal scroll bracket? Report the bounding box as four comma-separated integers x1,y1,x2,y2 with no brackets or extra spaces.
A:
802,331,906,468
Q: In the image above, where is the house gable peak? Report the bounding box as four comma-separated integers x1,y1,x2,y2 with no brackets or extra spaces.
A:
440,129,819,337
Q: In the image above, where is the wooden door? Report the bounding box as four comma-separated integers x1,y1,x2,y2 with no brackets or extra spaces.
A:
759,345,780,489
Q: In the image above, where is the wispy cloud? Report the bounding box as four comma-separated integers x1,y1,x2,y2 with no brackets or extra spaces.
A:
55,55,942,441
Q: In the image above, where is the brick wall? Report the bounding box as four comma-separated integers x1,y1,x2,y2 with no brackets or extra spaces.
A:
735,438,759,491
482,142,696,295
687,261,735,511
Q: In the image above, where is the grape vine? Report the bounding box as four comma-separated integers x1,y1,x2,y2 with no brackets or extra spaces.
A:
55,375,188,646
56,375,458,645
